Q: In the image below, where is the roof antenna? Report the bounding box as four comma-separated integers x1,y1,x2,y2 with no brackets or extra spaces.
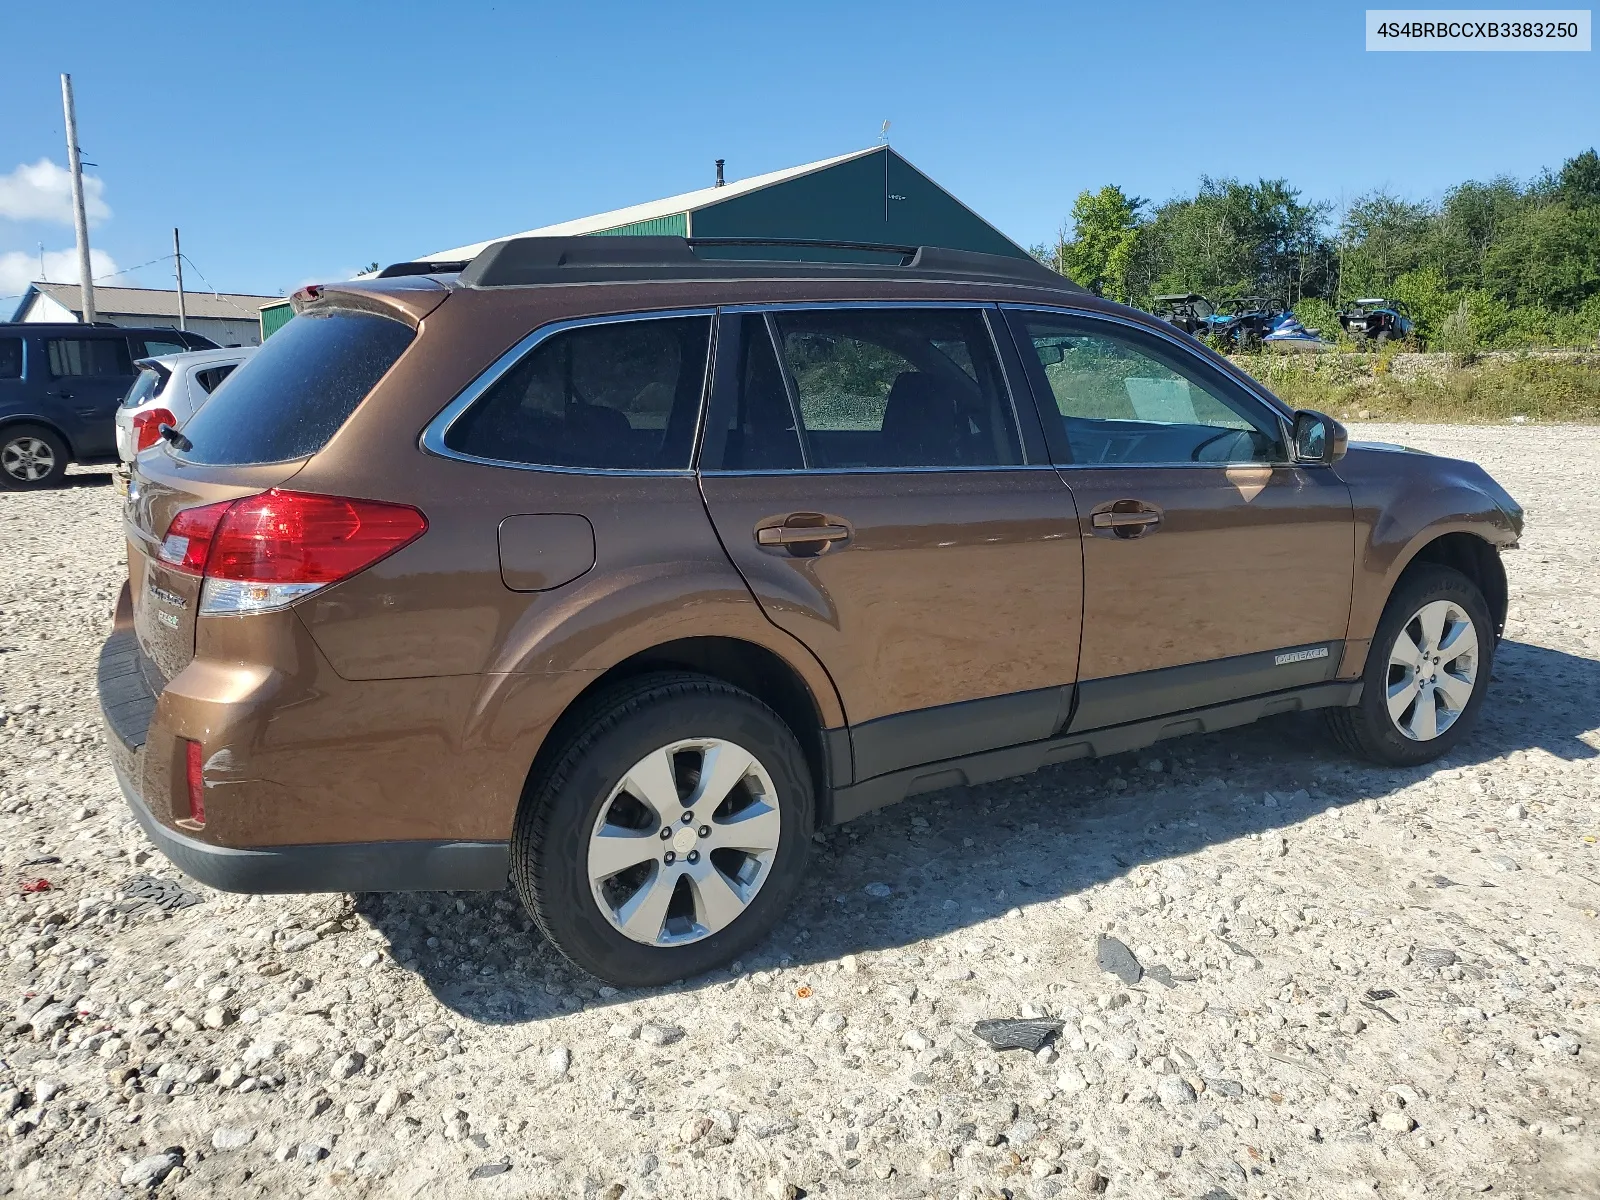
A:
714,159,725,187
878,119,890,145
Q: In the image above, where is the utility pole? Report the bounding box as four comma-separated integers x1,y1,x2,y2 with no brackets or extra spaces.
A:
173,228,187,331
60,73,95,324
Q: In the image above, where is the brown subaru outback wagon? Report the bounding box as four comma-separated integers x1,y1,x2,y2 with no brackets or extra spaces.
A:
99,238,1523,986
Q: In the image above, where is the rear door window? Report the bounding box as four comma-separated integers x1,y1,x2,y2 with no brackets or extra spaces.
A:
722,307,1020,470
175,309,415,465
47,337,132,378
442,314,712,470
0,338,21,380
138,337,188,358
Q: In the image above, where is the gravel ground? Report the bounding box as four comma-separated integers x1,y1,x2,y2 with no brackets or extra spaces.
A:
2,424,1597,1200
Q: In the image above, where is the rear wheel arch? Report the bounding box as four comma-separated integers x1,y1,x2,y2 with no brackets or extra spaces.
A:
522,636,841,826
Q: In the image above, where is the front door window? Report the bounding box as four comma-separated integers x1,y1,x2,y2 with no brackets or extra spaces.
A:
1016,315,1283,466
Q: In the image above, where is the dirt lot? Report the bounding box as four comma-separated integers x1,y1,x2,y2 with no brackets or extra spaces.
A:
2,424,1597,1200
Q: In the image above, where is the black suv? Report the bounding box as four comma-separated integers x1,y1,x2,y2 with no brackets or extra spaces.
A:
0,323,216,489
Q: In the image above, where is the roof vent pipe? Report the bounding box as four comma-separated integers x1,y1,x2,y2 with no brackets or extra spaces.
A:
714,159,725,187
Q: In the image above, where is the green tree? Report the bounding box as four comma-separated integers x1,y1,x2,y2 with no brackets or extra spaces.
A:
1139,177,1328,306
1059,186,1143,302
1556,148,1600,207
1338,191,1431,299
1484,202,1600,311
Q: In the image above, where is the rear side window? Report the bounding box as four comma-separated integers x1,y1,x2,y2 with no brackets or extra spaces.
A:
176,309,414,465
194,364,238,394
48,337,132,378
139,338,188,358
443,315,711,470
0,338,20,380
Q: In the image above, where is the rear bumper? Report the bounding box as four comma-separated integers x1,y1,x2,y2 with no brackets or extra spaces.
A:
99,624,509,894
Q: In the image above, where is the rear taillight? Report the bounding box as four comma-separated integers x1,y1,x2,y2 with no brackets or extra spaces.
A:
184,738,206,825
157,489,427,616
158,500,232,575
132,408,178,452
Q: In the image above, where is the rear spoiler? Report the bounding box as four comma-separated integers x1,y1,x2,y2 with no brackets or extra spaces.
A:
132,358,173,388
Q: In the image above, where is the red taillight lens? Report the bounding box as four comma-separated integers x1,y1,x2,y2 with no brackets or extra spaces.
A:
154,490,426,615
206,490,428,584
184,738,206,825
132,408,178,452
157,500,232,575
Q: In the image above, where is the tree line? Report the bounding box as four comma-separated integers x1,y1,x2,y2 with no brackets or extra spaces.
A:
1034,148,1600,351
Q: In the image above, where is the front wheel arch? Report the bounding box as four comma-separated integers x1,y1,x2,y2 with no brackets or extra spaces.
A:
1394,532,1508,639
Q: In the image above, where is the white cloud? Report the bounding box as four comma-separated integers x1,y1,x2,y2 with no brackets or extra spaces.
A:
0,247,121,299
0,159,111,225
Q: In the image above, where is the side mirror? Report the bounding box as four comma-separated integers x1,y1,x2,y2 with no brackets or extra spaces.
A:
1292,410,1348,464
1034,344,1066,366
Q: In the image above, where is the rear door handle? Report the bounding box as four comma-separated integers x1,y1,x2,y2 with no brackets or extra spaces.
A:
757,522,851,547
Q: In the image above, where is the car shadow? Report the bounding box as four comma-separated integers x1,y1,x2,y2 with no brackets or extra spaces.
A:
354,638,1599,1024
60,469,116,488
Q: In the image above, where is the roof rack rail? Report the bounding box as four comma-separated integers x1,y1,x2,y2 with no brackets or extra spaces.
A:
375,260,470,279
452,236,1083,292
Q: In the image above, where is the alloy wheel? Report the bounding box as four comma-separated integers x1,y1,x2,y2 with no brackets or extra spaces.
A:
1,436,56,483
1386,599,1479,741
587,738,781,947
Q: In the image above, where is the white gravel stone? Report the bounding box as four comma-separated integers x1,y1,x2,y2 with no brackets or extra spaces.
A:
2,429,1598,1197
212,1127,255,1151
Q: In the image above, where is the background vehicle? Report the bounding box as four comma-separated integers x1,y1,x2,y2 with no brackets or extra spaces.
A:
1338,298,1414,345
1262,311,1333,351
1208,296,1281,351
99,237,1521,987
115,347,257,469
1151,293,1215,336
1151,295,1285,351
0,322,216,489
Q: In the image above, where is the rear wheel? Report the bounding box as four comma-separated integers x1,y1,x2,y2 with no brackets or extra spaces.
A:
1326,565,1493,766
0,424,68,490
512,673,814,986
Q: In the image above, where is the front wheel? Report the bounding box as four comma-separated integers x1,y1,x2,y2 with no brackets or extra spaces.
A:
512,673,814,986
1326,565,1493,766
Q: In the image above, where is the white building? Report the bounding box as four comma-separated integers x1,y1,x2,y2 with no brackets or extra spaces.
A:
9,283,279,347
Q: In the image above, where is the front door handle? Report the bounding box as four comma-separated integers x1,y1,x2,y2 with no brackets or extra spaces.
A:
1091,511,1161,529
757,522,851,547
1090,502,1163,539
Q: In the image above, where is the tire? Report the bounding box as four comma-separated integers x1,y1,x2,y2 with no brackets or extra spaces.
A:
1374,330,1392,347
512,672,814,986
1326,565,1494,767
0,424,69,490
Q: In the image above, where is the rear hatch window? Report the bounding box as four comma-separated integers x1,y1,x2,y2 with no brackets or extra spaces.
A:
123,365,166,408
174,308,414,465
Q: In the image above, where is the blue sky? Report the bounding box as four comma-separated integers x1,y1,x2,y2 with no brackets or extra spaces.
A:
1,0,1594,305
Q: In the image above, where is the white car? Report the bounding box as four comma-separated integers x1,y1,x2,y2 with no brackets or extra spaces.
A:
115,346,257,466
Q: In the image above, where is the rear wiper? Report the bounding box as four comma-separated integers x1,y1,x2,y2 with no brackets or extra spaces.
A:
158,424,193,454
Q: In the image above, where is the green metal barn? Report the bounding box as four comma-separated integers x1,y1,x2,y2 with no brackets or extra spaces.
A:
261,148,1027,340
424,146,1028,262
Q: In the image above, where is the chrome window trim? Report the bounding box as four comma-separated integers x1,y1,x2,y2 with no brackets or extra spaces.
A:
720,300,1001,314
702,464,1060,478
1000,302,1300,469
419,307,717,476
701,299,1035,475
